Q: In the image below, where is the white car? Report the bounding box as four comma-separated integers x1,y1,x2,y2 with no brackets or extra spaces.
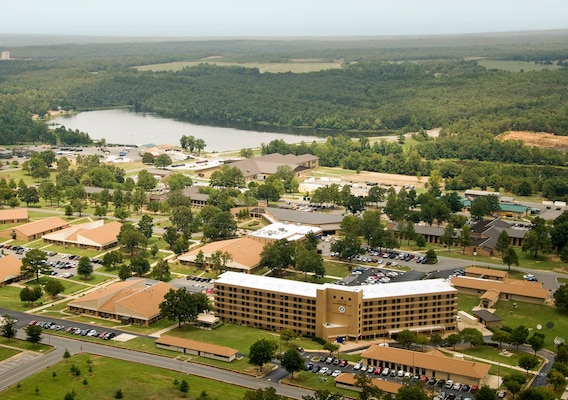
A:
331,370,341,378
319,367,329,375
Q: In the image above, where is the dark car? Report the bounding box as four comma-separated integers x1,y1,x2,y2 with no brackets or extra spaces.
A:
436,379,446,387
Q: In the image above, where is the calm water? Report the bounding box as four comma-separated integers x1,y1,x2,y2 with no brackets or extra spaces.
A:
50,109,320,152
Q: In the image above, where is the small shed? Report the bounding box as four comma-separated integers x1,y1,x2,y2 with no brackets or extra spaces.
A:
473,309,502,329
155,336,238,362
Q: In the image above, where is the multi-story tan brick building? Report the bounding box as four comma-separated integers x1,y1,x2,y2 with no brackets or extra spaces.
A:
214,272,458,342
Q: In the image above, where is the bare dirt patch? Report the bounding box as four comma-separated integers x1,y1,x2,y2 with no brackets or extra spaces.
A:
497,131,568,151
341,170,425,189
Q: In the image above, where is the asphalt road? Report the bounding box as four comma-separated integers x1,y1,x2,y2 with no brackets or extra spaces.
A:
0,327,313,399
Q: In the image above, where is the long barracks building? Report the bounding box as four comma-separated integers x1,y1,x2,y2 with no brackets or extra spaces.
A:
214,272,458,342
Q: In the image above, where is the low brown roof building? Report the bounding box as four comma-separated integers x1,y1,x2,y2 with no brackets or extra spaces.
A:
177,237,264,273
334,372,403,395
68,279,174,326
361,345,491,387
0,216,69,241
42,220,122,250
155,336,238,362
0,254,23,285
464,267,508,281
0,208,29,224
450,275,550,305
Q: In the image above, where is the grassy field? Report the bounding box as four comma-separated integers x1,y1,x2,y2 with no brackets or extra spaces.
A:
0,353,251,400
494,300,567,352
0,337,52,353
25,276,90,296
136,60,344,74
477,59,562,72
0,346,20,362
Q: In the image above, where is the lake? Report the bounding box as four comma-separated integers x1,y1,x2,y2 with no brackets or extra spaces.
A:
49,109,320,152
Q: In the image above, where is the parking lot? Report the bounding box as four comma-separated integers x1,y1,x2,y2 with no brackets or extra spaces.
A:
26,319,120,341
0,244,104,279
304,353,480,400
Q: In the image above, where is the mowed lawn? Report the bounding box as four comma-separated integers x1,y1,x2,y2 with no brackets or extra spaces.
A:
494,300,568,352
1,354,250,400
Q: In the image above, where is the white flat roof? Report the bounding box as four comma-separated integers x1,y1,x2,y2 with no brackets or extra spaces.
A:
215,272,456,299
216,271,319,297
248,222,322,241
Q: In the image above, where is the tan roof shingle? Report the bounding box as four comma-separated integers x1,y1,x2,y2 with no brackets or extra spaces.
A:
156,335,238,358
362,345,491,379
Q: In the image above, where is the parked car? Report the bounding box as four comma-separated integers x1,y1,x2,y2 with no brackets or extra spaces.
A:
331,370,342,378
319,367,329,375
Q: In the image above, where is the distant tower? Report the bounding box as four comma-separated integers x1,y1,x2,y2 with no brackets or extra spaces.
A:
0,51,10,60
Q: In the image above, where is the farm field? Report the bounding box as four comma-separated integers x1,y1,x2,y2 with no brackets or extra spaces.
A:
136,60,344,73
477,59,562,72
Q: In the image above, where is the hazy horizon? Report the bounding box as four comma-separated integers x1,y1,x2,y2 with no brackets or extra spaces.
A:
2,0,566,38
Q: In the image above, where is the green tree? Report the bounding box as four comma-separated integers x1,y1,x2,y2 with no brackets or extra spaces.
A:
142,152,155,164
517,387,556,400
155,154,172,169
179,379,189,397
130,255,151,277
114,389,124,399
510,325,530,351
44,279,65,298
460,327,484,348
440,223,455,251
395,329,417,349
355,372,384,400
475,385,496,400
165,173,193,191
546,369,565,390
459,225,471,254
415,234,427,249
136,169,158,190
159,288,210,327
77,257,93,280
248,338,278,372
527,332,545,355
260,239,294,274
295,243,325,281
20,286,43,304
330,233,362,261
446,333,461,349
170,206,194,239
114,206,130,222
522,217,552,259
502,246,519,272
103,250,124,271
152,259,171,281
243,387,284,400
518,354,540,375
18,186,40,206
20,248,49,282
491,329,511,349
118,223,148,256
137,214,154,239
118,264,132,281
395,385,429,400
495,230,511,254
323,342,340,356
425,249,437,264
24,324,43,347
502,373,526,400
281,348,305,379
302,390,343,400
1,315,17,340
210,165,245,188
553,284,568,313
280,328,297,345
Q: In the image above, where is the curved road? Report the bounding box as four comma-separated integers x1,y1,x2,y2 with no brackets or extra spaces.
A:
0,330,312,399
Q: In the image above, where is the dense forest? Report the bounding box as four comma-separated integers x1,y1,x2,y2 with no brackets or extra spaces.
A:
1,33,568,139
1,33,568,170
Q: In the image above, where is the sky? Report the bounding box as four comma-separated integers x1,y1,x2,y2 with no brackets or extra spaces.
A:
1,0,567,37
